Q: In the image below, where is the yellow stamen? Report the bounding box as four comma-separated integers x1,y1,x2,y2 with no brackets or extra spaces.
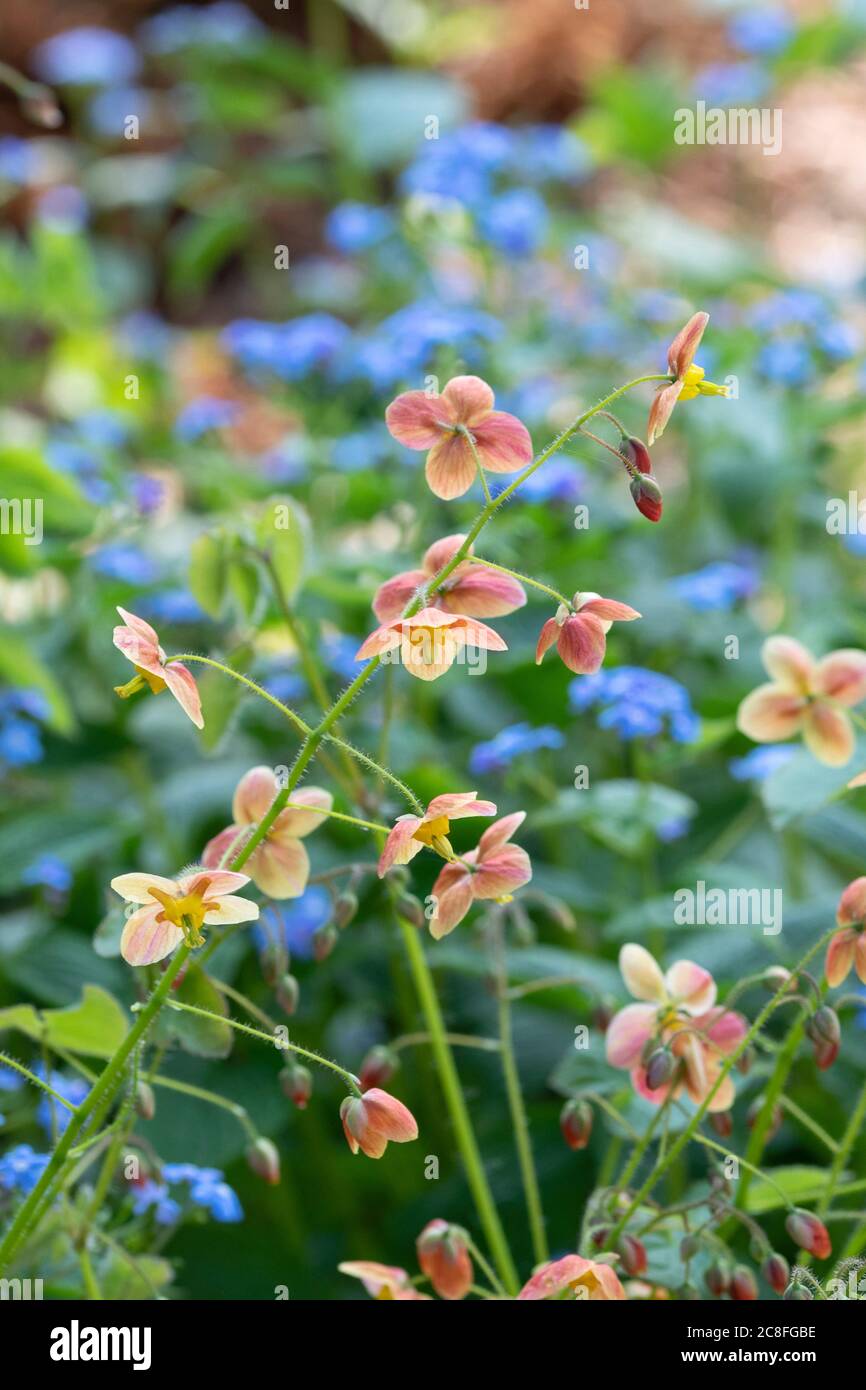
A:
114,665,167,700
679,363,729,402
147,881,212,948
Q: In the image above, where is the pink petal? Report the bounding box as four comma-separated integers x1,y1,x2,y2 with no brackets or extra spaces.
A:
825,928,856,986
477,811,525,857
423,533,468,576
385,389,452,449
736,685,805,742
702,1008,748,1054
803,703,854,767
578,597,641,623
115,606,161,648
163,662,204,729
647,381,683,445
631,1064,674,1107
429,875,474,939
445,566,526,618
557,613,607,675
359,1088,418,1142
681,1036,709,1105
473,844,532,898
176,869,251,898
399,626,459,680
111,872,179,904
112,625,164,679
837,877,866,927
425,433,477,501
372,569,427,623
472,411,533,473
377,817,424,876
450,615,507,652
120,905,183,967
355,623,401,661
248,838,310,899
202,892,260,924
202,825,243,870
426,791,496,821
274,787,333,839
855,935,866,986
440,374,494,425
233,766,279,825
815,649,866,707
619,943,666,1003
338,1261,410,1297
535,617,560,665
664,959,716,1016
705,1071,736,1114
605,1003,657,1068
667,311,709,377
761,635,816,693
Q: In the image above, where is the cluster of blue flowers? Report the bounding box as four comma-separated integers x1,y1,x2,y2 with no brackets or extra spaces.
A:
0,1144,51,1195
257,889,333,961
470,722,564,777
569,667,700,742
747,289,861,387
0,689,50,772
670,558,759,611
131,1163,243,1225
33,1065,89,1138
729,745,795,781
23,854,72,895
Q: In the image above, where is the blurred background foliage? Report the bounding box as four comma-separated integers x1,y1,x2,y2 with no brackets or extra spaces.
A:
2,0,866,1298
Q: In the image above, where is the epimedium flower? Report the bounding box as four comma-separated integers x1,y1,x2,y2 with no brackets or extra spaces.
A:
385,374,532,500
113,607,203,729
355,606,506,681
736,636,866,768
518,1254,626,1301
338,1261,430,1300
647,311,729,446
377,791,497,877
535,592,641,676
202,766,332,899
111,868,259,966
340,1087,419,1159
825,876,866,987
416,1219,473,1300
605,944,747,1113
428,811,532,939
372,533,526,623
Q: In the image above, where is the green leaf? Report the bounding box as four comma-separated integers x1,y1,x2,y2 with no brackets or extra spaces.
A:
744,1166,846,1214
533,781,696,858
761,742,866,828
189,531,229,618
167,208,249,299
0,985,128,1059
198,642,254,752
256,496,309,602
168,965,233,1059
0,632,75,734
100,1253,174,1300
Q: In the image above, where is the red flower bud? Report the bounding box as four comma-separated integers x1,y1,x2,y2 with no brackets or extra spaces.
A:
359,1045,400,1092
785,1208,831,1259
275,973,300,1016
279,1063,312,1109
334,891,359,928
313,922,339,962
621,437,662,522
747,1096,782,1140
560,1098,593,1151
812,1036,839,1071
618,1235,647,1277
246,1137,280,1185
340,1087,418,1159
730,1265,758,1301
710,1111,733,1139
645,1046,675,1090
705,1261,730,1297
416,1219,473,1300
762,1252,790,1295
260,941,289,987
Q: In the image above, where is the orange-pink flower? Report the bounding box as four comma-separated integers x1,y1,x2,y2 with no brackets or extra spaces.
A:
825,876,866,987
518,1254,626,1301
535,592,641,676
428,811,532,939
647,311,728,446
372,533,526,624
355,605,506,681
340,1087,419,1159
736,636,866,768
113,607,203,729
385,374,532,500
203,766,331,899
338,1261,430,1300
416,1220,473,1300
111,868,259,965
377,791,496,877
605,944,747,1113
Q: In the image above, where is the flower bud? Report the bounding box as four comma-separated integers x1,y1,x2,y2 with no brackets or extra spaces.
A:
784,1283,813,1301
680,1236,699,1261
629,472,663,523
395,892,426,929
736,1046,755,1076
618,1235,647,1277
313,922,339,962
416,1219,472,1300
22,85,63,130
246,1136,280,1185
807,1005,840,1047
645,1046,675,1090
275,973,300,1016
260,941,289,987
592,1000,614,1032
761,1252,789,1295
746,1096,782,1140
705,1261,730,1297
359,1045,400,1092
134,1081,156,1121
340,1087,418,1159
812,1036,839,1071
762,965,793,993
333,891,359,929
709,1110,733,1139
785,1208,831,1259
560,1098,593,1151
279,1063,312,1109
730,1265,758,1301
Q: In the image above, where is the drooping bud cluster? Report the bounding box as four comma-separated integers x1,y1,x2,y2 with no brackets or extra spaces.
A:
806,1005,840,1071
559,1098,593,1150
416,1219,473,1300
620,436,663,522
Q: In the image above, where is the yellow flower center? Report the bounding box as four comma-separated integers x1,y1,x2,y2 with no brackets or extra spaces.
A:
147,878,212,947
114,665,167,700
413,815,455,860
679,363,729,401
